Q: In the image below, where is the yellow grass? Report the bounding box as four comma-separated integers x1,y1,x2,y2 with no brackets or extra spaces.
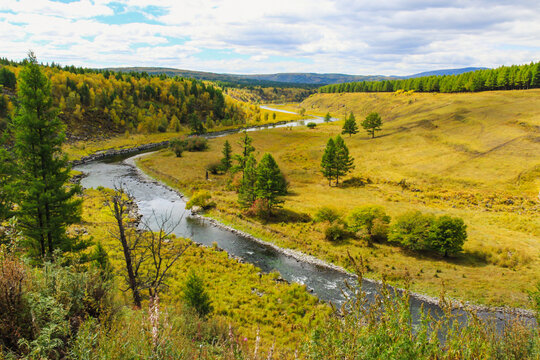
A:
136,89,540,308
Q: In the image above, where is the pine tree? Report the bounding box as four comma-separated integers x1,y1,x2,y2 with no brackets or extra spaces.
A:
321,137,336,186
238,154,257,208
324,112,331,122
361,112,383,138
233,131,255,177
333,135,354,185
188,113,206,135
220,140,232,171
182,271,213,317
342,112,358,136
0,134,15,222
13,52,82,260
255,153,287,212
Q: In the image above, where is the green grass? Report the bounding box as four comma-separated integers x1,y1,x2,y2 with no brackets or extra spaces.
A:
135,89,540,308
78,189,331,355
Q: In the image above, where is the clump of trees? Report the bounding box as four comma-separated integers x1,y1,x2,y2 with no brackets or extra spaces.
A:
319,61,540,94
321,135,355,186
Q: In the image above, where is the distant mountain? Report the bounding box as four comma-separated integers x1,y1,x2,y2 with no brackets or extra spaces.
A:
404,67,489,78
107,66,489,86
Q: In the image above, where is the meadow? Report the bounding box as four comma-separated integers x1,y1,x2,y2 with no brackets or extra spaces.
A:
137,89,540,308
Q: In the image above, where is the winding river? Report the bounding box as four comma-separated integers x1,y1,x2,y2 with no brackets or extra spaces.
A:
74,107,535,331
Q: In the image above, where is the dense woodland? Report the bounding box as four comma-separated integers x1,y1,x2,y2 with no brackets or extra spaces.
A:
0,57,258,138
319,61,540,94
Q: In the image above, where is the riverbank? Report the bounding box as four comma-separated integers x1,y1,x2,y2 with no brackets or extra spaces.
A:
128,152,537,323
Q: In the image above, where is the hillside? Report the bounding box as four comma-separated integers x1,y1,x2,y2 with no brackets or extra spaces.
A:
108,66,489,86
139,89,540,307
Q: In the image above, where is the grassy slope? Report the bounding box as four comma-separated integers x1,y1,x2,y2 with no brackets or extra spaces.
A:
78,189,330,355
136,89,540,308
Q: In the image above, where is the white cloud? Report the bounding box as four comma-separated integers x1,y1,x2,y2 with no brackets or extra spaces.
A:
0,0,539,74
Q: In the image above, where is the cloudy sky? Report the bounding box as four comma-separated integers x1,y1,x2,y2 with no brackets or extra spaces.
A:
1,0,539,75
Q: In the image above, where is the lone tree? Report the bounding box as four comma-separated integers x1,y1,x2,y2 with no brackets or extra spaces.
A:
182,270,213,317
14,52,82,260
255,153,288,213
220,140,232,171
428,215,467,257
361,112,383,138
321,135,354,186
342,112,358,136
324,112,332,123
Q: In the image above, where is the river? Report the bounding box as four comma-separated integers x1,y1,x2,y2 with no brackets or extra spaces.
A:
74,107,535,331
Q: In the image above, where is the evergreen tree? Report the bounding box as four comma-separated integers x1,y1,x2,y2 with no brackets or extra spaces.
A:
220,140,232,171
233,131,255,177
341,112,358,136
0,67,17,90
182,271,213,317
361,112,383,138
13,52,82,260
0,134,15,222
238,154,257,208
255,153,287,212
333,135,354,185
321,137,336,186
188,113,206,135
324,112,331,123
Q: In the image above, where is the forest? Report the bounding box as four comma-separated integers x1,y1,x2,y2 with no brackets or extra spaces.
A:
0,57,258,139
319,61,540,94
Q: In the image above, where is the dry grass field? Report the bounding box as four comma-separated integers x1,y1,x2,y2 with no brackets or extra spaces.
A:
137,89,540,308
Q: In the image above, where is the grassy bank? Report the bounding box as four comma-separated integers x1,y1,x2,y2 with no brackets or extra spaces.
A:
79,188,331,355
136,89,540,308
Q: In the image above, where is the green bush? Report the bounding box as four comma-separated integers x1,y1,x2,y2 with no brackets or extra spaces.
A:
184,136,209,152
324,223,348,242
307,122,317,129
428,215,467,257
346,205,390,243
206,161,224,175
182,271,213,318
169,138,185,157
314,206,341,224
389,211,434,251
185,190,215,211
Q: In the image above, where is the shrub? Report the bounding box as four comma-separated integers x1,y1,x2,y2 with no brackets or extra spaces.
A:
184,136,209,152
245,198,271,220
324,223,348,242
169,138,185,157
346,205,390,244
342,176,371,188
389,211,434,251
307,122,317,129
314,206,341,224
182,271,213,318
185,190,215,211
428,215,467,257
206,162,224,175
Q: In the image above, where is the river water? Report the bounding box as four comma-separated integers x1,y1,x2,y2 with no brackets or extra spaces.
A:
74,108,534,331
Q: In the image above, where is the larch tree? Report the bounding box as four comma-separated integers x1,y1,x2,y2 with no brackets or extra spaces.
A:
13,52,82,260
361,112,383,138
333,135,355,185
321,137,336,186
324,112,331,123
255,153,287,213
233,131,255,178
238,154,257,208
342,112,358,136
220,140,232,171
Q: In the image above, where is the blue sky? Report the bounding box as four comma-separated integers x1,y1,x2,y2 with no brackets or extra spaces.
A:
0,0,539,75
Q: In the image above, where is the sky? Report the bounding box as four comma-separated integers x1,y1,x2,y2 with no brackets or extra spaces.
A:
1,0,539,75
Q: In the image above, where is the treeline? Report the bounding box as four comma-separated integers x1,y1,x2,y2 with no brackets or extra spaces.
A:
0,60,258,137
319,61,540,94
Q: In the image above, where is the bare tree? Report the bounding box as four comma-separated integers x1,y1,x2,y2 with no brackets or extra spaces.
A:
107,186,188,307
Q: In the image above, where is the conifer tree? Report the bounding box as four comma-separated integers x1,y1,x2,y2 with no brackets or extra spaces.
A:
361,112,383,138
233,131,255,177
13,52,82,260
182,270,213,317
333,135,355,185
324,112,331,122
342,112,358,136
0,134,15,222
188,113,206,135
220,140,232,171
255,153,287,212
238,154,257,208
321,137,336,186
